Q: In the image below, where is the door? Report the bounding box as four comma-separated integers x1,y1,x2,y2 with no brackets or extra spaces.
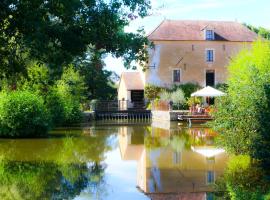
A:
206,70,215,86
206,70,215,105
131,90,144,109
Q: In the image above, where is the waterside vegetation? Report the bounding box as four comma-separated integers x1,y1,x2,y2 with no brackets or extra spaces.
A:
211,40,270,199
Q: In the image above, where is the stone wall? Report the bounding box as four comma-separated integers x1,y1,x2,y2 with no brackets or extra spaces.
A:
151,110,188,121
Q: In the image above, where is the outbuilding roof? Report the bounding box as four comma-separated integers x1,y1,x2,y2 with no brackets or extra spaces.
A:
119,72,144,90
148,20,258,42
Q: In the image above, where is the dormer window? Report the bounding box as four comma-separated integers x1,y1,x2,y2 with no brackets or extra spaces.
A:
205,29,214,40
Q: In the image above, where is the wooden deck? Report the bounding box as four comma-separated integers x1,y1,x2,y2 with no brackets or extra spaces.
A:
178,114,213,126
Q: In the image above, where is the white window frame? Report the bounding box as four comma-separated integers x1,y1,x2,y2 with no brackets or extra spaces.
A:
205,29,215,40
206,171,215,184
172,68,181,83
205,49,215,63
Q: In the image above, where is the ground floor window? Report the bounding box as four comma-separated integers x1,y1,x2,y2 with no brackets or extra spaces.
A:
172,69,181,83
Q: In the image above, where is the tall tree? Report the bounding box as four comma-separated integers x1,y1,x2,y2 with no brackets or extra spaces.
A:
244,23,270,40
0,0,151,77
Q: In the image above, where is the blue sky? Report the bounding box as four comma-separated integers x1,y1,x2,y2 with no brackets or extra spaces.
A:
105,0,270,75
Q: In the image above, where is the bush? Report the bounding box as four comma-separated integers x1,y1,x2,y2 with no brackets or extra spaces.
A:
171,88,186,104
215,83,228,92
172,82,200,98
53,66,85,125
187,96,201,107
0,91,50,137
45,90,66,126
211,41,270,168
159,90,171,101
144,84,163,100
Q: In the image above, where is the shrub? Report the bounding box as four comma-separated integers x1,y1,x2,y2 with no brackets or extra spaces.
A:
172,82,200,98
0,91,50,137
22,62,51,96
211,41,270,168
53,66,85,125
187,96,201,107
159,90,171,101
171,88,186,104
144,84,163,100
215,83,228,92
45,90,65,127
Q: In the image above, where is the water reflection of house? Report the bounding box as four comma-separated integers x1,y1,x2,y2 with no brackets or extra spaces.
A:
118,125,229,199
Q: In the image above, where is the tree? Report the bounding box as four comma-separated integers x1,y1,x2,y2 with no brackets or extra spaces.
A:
0,0,151,78
244,23,270,40
211,41,270,170
73,49,117,100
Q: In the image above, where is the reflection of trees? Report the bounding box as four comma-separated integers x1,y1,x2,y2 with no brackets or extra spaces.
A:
144,127,192,151
144,127,218,151
0,132,112,200
213,155,270,199
0,161,106,200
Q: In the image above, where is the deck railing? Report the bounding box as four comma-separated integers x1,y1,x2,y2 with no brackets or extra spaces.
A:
91,100,146,111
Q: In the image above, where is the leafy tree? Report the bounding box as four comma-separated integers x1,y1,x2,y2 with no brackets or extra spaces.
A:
0,0,151,77
244,23,270,40
211,41,270,170
55,65,86,124
73,50,117,100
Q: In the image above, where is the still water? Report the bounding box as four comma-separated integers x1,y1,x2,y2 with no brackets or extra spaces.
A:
0,121,229,200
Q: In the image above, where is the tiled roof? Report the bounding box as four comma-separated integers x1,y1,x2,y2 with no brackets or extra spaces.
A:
120,72,144,90
148,20,258,42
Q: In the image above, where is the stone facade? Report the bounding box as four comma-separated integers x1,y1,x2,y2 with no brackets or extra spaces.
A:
145,41,252,87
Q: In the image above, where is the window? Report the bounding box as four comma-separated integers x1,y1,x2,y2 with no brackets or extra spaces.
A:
207,171,215,184
173,69,181,83
205,30,214,40
206,49,214,62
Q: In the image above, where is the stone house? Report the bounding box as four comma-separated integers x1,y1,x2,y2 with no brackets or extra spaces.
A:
118,20,258,103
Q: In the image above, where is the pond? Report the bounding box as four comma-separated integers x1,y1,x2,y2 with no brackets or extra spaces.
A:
0,121,229,200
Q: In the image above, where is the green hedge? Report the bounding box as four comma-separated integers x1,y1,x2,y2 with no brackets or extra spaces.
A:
0,91,50,138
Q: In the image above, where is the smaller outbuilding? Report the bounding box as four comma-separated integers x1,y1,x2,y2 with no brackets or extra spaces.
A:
118,72,145,110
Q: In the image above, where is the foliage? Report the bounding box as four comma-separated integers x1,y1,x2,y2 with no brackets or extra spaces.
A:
54,66,86,125
187,96,201,107
211,41,270,168
0,0,151,78
159,90,171,101
215,83,228,92
0,91,50,138
74,51,117,100
45,89,66,126
217,155,270,200
171,82,201,98
21,62,51,96
144,84,163,100
244,24,270,40
159,88,186,104
171,88,186,104
57,65,86,104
